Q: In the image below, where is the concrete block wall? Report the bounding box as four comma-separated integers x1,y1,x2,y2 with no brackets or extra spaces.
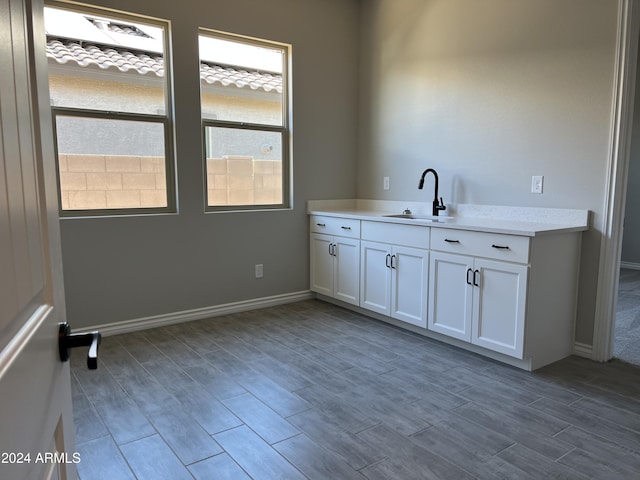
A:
207,155,282,206
58,154,282,210
58,154,167,210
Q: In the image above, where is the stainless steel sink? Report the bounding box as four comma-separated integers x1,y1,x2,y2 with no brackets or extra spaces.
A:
383,214,453,222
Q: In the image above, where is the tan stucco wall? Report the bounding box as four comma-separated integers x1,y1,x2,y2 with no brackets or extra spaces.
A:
49,73,281,123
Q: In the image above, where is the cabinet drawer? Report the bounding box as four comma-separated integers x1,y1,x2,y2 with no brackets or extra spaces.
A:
430,228,530,264
361,221,429,249
310,215,360,238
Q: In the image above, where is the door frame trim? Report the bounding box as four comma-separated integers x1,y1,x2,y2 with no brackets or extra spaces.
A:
593,0,640,361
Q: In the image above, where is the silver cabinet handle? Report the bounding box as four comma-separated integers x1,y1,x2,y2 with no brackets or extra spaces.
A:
385,254,391,268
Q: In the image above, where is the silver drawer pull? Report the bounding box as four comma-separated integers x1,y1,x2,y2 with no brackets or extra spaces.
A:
491,244,510,250
444,239,460,243
316,223,326,227
341,226,352,230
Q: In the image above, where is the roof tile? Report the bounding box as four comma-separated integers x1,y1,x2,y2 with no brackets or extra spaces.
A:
46,38,282,94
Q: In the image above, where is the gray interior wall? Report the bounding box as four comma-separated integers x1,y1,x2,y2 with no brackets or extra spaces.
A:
59,0,359,328
60,0,624,349
357,0,620,346
622,44,640,266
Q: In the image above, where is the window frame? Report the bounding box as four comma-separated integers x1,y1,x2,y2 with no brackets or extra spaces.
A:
46,1,176,217
199,28,292,212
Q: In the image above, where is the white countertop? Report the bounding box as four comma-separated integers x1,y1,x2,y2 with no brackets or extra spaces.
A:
307,200,590,237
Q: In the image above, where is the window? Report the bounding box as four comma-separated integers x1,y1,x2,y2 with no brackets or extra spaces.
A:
199,30,290,210
45,3,174,215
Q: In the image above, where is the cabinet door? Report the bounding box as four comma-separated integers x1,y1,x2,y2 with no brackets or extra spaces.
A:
310,233,333,297
472,259,527,358
391,246,429,327
428,251,473,341
334,237,360,306
360,240,391,316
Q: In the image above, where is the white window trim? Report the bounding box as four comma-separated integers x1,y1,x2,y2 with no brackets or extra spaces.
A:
199,28,292,212
46,1,176,217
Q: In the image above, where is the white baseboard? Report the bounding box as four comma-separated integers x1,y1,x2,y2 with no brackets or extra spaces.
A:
573,341,593,359
79,290,314,336
620,261,640,270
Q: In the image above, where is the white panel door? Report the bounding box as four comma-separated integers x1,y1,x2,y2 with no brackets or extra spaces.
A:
333,237,360,306
360,241,391,316
428,251,473,341
391,246,428,327
0,1,76,479
472,259,527,358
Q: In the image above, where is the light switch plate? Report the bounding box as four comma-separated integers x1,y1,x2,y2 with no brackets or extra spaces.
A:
531,175,544,194
383,177,390,190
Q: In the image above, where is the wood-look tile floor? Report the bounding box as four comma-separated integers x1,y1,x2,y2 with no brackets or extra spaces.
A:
615,268,640,365
71,300,640,479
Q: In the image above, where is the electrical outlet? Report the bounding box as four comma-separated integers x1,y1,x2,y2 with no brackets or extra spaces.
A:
531,175,544,194
383,177,390,190
255,264,263,278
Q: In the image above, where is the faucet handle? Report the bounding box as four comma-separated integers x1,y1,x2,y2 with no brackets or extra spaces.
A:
403,208,412,215
436,197,446,211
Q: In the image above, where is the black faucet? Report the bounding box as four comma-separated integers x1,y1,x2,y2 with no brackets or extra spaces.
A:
418,168,446,216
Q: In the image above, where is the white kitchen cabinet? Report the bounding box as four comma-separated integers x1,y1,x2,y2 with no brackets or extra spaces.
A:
392,245,429,327
359,221,429,328
310,216,360,306
360,241,390,316
308,205,585,370
428,251,473,342
429,251,527,358
361,241,429,328
472,258,527,357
